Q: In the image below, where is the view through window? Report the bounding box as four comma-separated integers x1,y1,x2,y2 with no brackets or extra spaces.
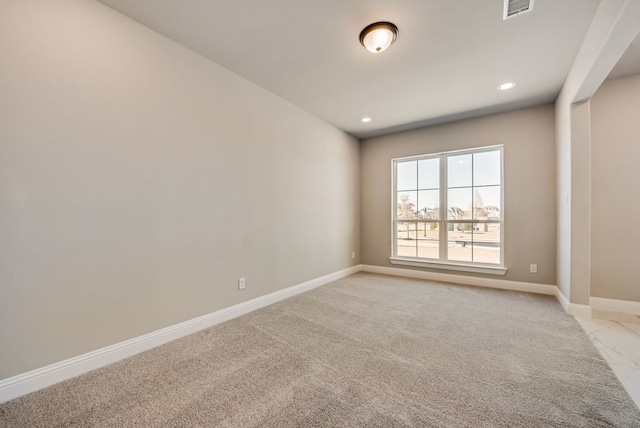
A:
393,146,503,266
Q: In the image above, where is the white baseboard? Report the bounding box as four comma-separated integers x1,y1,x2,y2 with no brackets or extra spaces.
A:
568,303,593,318
591,297,640,316
556,291,640,319
556,288,571,312
555,288,592,318
361,264,597,317
361,264,557,295
0,265,362,404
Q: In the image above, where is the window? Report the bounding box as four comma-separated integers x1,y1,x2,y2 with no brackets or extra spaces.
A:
391,146,505,274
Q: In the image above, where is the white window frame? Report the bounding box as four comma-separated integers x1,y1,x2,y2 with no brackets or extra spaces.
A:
390,145,506,275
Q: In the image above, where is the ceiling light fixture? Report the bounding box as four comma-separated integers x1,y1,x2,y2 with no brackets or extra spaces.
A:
361,117,372,123
497,82,517,91
359,22,398,54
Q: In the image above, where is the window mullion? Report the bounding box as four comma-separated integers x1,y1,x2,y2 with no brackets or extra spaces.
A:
414,162,419,258
471,153,475,263
439,155,447,261
392,160,397,258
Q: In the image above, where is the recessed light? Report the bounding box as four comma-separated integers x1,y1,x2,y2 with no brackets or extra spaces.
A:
361,117,372,123
498,82,517,91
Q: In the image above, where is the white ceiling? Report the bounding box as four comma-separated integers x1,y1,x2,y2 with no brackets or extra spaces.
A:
97,0,609,139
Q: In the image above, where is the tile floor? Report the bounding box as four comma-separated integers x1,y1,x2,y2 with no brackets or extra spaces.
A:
577,311,640,410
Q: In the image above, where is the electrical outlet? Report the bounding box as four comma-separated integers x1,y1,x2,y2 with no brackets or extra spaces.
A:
530,264,538,274
238,277,246,290
351,251,355,260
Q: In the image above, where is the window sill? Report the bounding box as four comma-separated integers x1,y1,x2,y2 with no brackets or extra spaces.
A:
389,257,507,275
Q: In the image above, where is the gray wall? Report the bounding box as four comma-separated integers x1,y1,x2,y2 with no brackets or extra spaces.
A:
555,98,593,306
552,0,640,307
569,101,593,306
361,105,557,285
0,0,359,379
555,92,574,301
590,73,640,302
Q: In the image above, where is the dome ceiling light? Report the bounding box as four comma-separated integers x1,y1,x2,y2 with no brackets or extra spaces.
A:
359,22,398,54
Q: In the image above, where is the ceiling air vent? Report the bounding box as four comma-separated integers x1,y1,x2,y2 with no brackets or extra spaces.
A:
503,0,534,20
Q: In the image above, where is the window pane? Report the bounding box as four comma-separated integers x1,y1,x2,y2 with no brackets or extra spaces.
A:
397,222,417,257
473,150,501,186
417,190,439,220
417,222,439,259
447,223,473,262
472,223,501,264
393,147,502,267
448,154,472,188
473,186,501,220
418,158,439,189
397,191,417,220
397,161,417,191
448,188,472,220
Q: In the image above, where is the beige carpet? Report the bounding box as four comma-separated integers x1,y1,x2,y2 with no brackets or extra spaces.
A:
1,272,639,427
